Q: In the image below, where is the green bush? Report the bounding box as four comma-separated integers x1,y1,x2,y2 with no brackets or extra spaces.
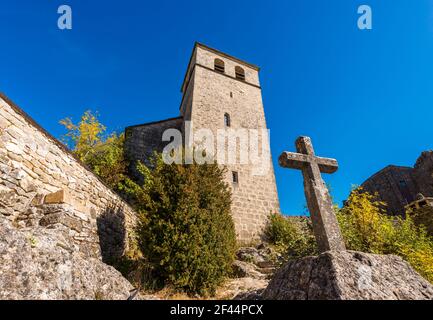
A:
265,213,317,259
129,156,237,296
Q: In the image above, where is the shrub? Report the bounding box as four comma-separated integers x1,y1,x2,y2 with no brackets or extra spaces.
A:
338,188,433,283
266,188,433,283
265,213,317,259
410,206,433,237
337,189,393,253
60,110,106,162
130,156,237,296
388,216,433,283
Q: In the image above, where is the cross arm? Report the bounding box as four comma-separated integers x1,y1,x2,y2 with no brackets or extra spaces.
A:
279,152,338,174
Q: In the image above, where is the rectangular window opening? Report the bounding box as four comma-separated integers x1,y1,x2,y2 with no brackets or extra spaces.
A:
232,172,239,184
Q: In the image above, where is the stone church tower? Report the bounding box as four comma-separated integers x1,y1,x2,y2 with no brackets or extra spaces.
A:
125,43,280,242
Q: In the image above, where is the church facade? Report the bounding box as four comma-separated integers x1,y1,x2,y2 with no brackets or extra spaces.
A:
124,43,281,242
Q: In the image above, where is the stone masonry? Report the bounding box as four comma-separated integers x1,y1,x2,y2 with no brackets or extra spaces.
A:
125,43,281,243
361,151,433,216
125,117,183,178
0,93,137,260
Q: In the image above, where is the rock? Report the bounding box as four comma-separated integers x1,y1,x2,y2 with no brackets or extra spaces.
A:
234,287,265,300
237,247,267,265
237,244,280,267
233,245,279,281
39,212,83,232
262,250,433,300
0,217,138,300
216,278,269,300
232,261,266,280
44,189,73,205
220,245,282,299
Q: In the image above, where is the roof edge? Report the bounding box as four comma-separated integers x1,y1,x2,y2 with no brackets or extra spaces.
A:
362,164,413,185
180,42,260,93
125,116,183,130
195,42,260,71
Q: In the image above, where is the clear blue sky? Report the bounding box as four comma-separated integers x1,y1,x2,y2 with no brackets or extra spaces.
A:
1,1,433,215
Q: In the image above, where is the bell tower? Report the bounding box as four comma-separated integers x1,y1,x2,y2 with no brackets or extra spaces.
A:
180,43,281,242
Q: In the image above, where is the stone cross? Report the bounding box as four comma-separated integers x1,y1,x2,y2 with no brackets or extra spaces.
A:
279,136,346,253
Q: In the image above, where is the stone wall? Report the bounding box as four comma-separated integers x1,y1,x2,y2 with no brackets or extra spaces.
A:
413,151,433,197
0,93,137,260
125,117,183,179
361,166,417,216
361,151,433,216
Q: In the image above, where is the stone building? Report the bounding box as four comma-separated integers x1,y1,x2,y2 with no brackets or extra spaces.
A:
361,151,433,216
125,43,281,242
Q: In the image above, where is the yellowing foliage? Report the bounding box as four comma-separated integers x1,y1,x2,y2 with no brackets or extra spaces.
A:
337,189,392,254
59,111,433,288
338,188,433,283
60,111,106,162
60,111,128,190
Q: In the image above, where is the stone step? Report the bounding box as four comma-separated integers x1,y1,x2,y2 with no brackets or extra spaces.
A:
256,261,276,269
258,267,276,275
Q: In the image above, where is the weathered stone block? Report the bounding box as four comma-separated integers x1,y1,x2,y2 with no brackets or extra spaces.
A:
39,212,83,232
44,189,73,205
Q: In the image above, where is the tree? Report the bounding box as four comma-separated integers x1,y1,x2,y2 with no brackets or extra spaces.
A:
60,111,127,190
130,156,237,296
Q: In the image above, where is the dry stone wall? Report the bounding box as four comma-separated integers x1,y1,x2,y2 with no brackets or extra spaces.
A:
0,93,137,260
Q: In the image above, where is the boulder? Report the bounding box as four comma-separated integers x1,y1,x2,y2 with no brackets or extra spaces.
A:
232,260,266,280
0,217,138,300
262,250,433,300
